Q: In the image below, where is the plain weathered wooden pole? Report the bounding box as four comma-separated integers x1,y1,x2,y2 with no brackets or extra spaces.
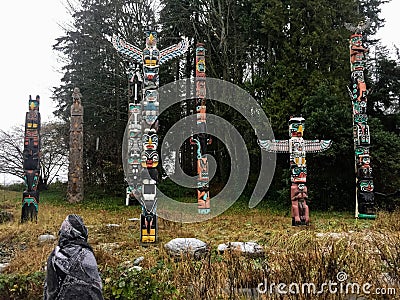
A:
67,88,84,203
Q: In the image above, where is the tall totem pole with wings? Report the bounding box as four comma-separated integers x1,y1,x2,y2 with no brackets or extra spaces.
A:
345,20,376,219
190,43,212,214
21,95,41,223
112,30,189,243
258,117,332,225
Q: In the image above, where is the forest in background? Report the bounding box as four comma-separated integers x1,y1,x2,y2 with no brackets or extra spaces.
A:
50,0,400,211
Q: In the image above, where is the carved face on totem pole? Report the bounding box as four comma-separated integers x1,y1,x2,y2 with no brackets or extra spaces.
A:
143,99,159,111
355,124,370,145
196,105,206,124
142,130,158,150
145,31,157,48
29,95,40,111
291,166,307,183
196,81,206,99
350,34,367,71
350,34,362,46
24,170,40,191
143,66,159,87
144,89,158,102
195,43,205,56
143,48,159,67
196,57,205,73
141,150,159,168
129,103,140,114
358,180,374,192
128,150,141,165
198,157,209,181
357,154,370,166
353,100,367,115
355,147,369,157
26,111,40,130
142,113,157,128
289,117,305,137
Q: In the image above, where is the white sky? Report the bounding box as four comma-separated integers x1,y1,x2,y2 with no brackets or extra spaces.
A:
0,0,399,184
0,1,71,131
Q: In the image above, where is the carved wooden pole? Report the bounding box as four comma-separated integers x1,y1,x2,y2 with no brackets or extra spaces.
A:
190,43,212,214
345,20,376,219
67,88,84,203
112,31,188,243
258,116,332,225
21,95,41,222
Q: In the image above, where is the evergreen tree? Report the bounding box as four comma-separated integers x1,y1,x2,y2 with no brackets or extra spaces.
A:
51,0,397,210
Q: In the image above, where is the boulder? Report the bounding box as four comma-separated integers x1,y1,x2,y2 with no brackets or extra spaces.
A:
217,242,264,257
164,238,208,259
133,256,144,266
0,263,9,273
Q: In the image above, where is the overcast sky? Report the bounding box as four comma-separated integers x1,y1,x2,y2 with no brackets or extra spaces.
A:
0,0,399,183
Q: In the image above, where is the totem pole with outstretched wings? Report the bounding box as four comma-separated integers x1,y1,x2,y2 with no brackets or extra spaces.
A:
258,117,332,225
113,31,189,243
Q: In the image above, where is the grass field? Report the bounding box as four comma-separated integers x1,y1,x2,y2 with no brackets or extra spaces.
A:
1,187,400,299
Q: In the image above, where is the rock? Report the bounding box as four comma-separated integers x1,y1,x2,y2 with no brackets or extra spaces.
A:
164,238,208,259
121,261,142,272
0,211,13,223
38,234,56,243
106,224,120,227
0,263,9,273
217,242,264,257
97,242,119,252
133,256,144,266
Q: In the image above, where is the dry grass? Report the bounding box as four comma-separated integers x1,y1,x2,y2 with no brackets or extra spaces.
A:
1,189,400,299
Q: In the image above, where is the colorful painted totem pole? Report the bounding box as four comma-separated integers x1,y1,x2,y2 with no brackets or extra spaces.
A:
258,117,332,225
67,88,84,203
190,43,212,214
345,21,376,219
21,95,41,222
112,31,189,243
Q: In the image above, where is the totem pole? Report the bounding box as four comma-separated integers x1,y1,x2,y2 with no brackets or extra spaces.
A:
258,117,332,225
112,30,189,243
21,95,41,222
67,88,84,203
190,43,212,214
345,21,376,219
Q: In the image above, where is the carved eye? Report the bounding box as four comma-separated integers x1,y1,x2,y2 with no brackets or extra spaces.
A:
152,153,159,161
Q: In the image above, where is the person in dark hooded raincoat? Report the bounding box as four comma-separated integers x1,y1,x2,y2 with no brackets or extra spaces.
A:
43,214,104,300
